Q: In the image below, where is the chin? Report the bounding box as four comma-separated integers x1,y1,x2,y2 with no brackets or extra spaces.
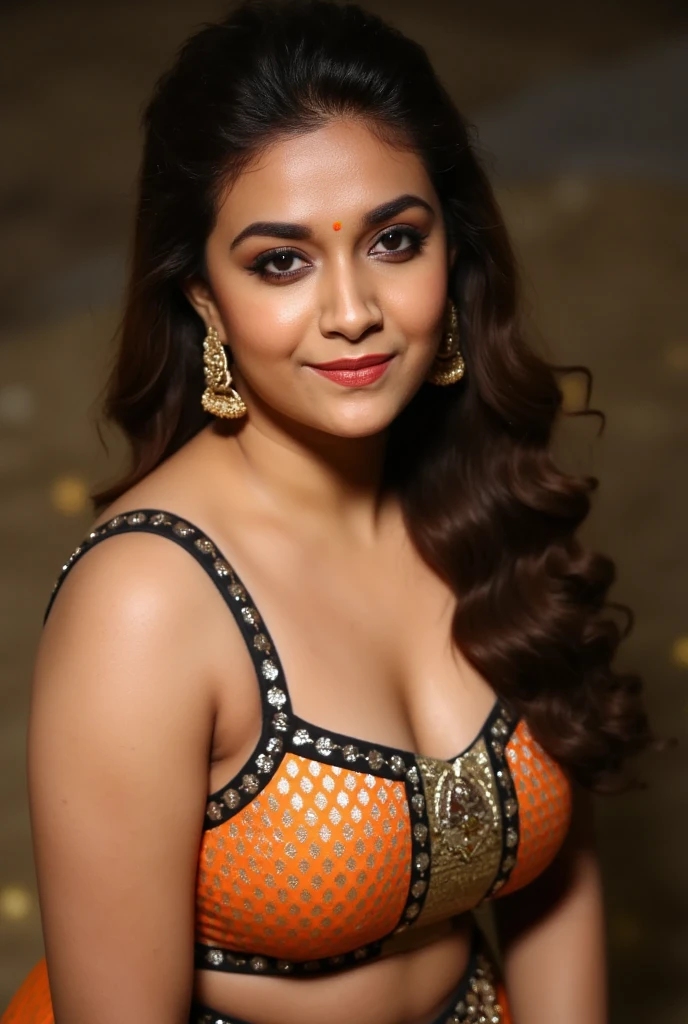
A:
317,403,401,439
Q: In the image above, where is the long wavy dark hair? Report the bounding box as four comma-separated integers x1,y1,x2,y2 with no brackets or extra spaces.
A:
94,0,651,791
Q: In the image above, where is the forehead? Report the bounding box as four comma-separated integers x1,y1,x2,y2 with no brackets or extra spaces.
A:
217,119,435,227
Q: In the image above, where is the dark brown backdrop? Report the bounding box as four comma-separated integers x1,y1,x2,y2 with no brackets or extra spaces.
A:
1,2,686,1019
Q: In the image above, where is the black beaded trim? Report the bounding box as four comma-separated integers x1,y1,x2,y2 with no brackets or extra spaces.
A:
482,702,520,898
395,759,431,930
190,1006,251,1024
46,509,294,829
194,937,383,977
286,716,418,780
280,695,509,785
436,932,505,1024
193,928,505,1021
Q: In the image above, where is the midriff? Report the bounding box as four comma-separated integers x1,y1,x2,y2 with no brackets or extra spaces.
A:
194,914,475,1024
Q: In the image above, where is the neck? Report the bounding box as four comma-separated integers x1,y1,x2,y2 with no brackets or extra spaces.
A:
206,414,396,545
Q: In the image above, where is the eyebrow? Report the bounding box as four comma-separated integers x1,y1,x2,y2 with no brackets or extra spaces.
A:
229,193,435,250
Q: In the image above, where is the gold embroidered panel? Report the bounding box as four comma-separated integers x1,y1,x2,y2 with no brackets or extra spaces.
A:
415,738,502,926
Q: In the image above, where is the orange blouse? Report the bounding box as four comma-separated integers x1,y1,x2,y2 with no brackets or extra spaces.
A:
2,509,571,1022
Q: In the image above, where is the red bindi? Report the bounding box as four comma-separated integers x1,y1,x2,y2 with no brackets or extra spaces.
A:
332,221,342,231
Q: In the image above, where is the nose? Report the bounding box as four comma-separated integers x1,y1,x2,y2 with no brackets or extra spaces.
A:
318,260,383,343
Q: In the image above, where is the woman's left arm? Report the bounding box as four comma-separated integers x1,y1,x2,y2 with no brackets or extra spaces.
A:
493,786,607,1024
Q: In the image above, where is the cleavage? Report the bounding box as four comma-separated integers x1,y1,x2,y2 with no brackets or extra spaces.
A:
253,562,496,761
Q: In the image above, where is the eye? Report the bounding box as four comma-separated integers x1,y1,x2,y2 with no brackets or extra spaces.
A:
248,248,310,280
370,226,427,258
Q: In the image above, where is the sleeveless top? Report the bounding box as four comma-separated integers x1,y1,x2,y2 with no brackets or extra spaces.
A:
48,509,573,979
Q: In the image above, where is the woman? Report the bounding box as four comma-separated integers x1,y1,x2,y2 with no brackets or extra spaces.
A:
2,2,651,1022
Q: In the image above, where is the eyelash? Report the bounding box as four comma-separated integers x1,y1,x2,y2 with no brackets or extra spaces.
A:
246,225,428,282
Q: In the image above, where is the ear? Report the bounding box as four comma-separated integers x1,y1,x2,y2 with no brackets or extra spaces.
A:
182,276,225,339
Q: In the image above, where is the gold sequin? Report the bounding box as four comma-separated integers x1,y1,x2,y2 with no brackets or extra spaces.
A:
195,538,216,556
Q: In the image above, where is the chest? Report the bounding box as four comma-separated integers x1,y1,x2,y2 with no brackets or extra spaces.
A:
221,532,497,761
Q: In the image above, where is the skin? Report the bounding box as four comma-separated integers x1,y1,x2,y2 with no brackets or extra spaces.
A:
29,119,606,1024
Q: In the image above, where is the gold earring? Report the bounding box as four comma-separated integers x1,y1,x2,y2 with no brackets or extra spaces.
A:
426,302,466,386
201,326,247,419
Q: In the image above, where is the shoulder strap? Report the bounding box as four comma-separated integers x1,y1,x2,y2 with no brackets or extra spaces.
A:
45,509,293,716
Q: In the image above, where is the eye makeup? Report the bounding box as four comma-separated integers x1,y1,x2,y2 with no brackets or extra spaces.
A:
245,224,429,283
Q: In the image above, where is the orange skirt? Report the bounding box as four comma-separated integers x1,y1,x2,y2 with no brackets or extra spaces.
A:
1,961,52,1024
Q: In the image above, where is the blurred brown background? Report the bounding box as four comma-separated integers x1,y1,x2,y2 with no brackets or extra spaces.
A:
1,0,686,1019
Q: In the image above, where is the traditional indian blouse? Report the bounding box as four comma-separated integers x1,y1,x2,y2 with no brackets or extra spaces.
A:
1,508,572,1024
50,510,573,975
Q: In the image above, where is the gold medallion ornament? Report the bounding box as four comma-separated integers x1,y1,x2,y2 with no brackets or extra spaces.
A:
426,302,466,386
434,762,493,861
201,325,248,419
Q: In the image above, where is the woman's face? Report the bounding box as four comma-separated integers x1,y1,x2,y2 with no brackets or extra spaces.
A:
187,118,451,439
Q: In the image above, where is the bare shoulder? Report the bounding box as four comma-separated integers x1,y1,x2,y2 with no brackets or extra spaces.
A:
44,523,214,644
34,528,221,733
50,433,244,637
35,492,262,761
34,431,265,739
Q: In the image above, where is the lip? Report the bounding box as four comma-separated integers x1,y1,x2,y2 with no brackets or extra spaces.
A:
309,357,394,388
308,353,393,370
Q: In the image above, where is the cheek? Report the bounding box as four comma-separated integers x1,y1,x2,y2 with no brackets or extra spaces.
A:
215,283,312,362
205,234,312,362
385,256,448,345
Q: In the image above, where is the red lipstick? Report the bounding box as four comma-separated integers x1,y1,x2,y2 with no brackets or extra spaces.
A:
307,353,394,388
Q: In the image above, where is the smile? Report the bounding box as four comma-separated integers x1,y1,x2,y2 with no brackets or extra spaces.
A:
307,354,395,388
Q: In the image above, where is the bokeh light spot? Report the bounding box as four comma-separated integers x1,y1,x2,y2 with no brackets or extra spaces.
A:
51,475,88,516
0,885,33,921
671,636,688,669
559,373,588,413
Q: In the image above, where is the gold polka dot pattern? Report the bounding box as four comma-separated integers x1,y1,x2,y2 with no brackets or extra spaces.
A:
196,754,411,959
497,719,572,897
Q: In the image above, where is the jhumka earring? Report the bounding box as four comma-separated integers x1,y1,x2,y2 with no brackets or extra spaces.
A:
201,325,247,419
426,302,466,386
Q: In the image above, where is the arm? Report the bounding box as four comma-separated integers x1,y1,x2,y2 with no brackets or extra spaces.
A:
28,536,216,1024
493,786,607,1024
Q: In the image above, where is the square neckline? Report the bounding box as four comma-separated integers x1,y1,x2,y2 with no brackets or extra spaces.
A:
47,508,512,802
159,509,506,767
